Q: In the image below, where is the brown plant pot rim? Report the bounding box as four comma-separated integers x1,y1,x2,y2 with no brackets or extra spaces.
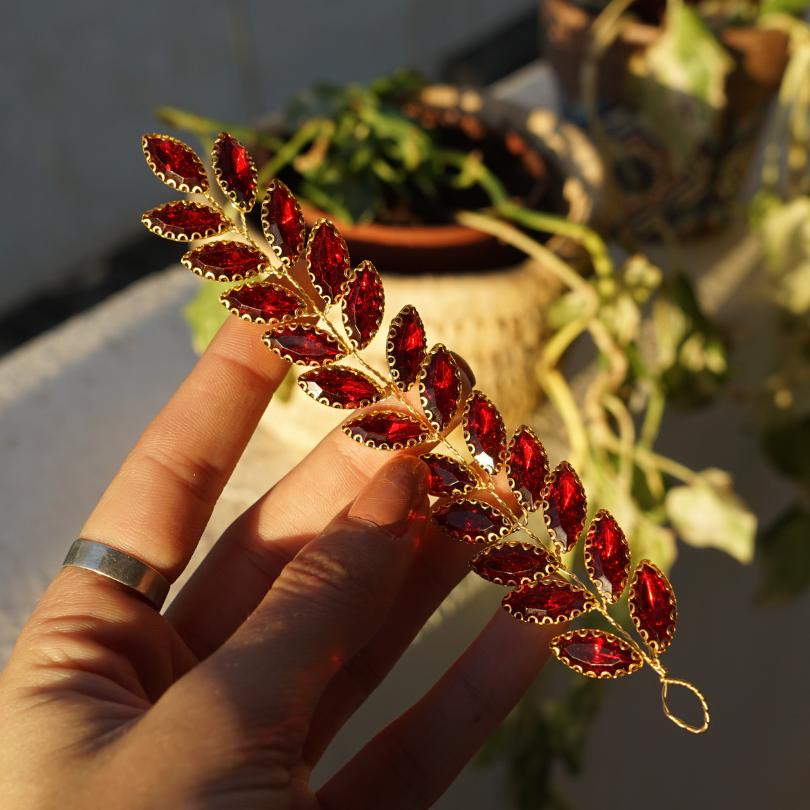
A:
298,201,525,275
256,84,600,275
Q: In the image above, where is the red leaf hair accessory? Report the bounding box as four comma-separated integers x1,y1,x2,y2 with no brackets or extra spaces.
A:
139,131,710,735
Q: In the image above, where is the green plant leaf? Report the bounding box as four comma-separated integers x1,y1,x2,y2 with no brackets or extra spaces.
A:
757,195,810,318
600,291,641,347
622,254,662,304
757,505,810,603
653,272,728,407
634,0,733,169
665,469,757,563
632,517,678,573
546,290,591,330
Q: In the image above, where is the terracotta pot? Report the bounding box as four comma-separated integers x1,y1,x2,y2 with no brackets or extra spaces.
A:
298,203,521,275
540,0,790,237
254,84,600,274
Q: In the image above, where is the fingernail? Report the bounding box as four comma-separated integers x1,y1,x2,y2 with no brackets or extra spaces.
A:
348,456,428,537
451,351,476,387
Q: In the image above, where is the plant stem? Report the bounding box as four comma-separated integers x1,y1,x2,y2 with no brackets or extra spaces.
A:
639,384,666,498
440,150,614,278
157,106,283,151
602,393,635,489
496,200,614,279
454,210,594,297
541,369,590,467
599,432,699,484
541,316,592,369
256,118,327,189
639,384,665,451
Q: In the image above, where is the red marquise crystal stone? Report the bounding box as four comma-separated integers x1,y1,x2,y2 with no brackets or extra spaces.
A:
141,201,229,240
343,410,430,449
221,283,305,323
471,542,557,586
432,498,512,543
420,453,477,497
464,391,507,474
551,630,643,678
142,134,208,192
307,221,351,303
213,132,257,210
506,426,549,512
342,261,384,349
263,324,345,366
585,510,630,603
629,561,677,652
182,240,268,281
503,579,595,624
261,180,305,266
545,462,587,551
387,305,427,390
420,345,461,431
298,366,382,409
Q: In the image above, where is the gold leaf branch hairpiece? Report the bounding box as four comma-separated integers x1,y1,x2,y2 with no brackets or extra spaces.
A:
140,132,710,734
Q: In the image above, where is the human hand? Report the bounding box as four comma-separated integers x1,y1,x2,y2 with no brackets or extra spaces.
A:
0,317,555,809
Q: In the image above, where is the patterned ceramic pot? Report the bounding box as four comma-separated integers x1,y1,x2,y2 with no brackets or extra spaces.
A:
541,0,790,238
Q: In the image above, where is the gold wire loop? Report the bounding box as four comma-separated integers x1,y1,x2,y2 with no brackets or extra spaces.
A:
660,677,710,734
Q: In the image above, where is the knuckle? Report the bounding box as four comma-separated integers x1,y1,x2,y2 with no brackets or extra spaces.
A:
274,537,380,617
133,442,225,507
210,346,276,395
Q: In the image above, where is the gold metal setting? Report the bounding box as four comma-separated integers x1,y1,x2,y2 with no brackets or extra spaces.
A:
470,540,558,586
219,281,307,325
181,240,270,281
141,201,229,242
262,325,347,367
502,577,597,624
629,559,678,654
420,452,478,497
431,496,515,544
661,677,711,734
305,219,351,305
583,509,631,604
505,424,549,512
418,343,462,433
141,133,209,194
211,131,258,213
462,390,507,474
341,409,431,450
541,460,587,553
261,178,305,267
386,304,426,391
342,260,385,351
298,367,383,409
550,629,645,679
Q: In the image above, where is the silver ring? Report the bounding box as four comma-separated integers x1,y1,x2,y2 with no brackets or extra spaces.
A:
62,539,170,610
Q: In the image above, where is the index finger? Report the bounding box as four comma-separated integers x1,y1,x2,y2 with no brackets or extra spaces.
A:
62,315,288,593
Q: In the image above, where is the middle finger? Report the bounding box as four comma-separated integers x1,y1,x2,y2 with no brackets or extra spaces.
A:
166,384,471,657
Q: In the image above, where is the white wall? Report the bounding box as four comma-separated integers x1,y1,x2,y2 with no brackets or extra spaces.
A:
0,0,535,316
